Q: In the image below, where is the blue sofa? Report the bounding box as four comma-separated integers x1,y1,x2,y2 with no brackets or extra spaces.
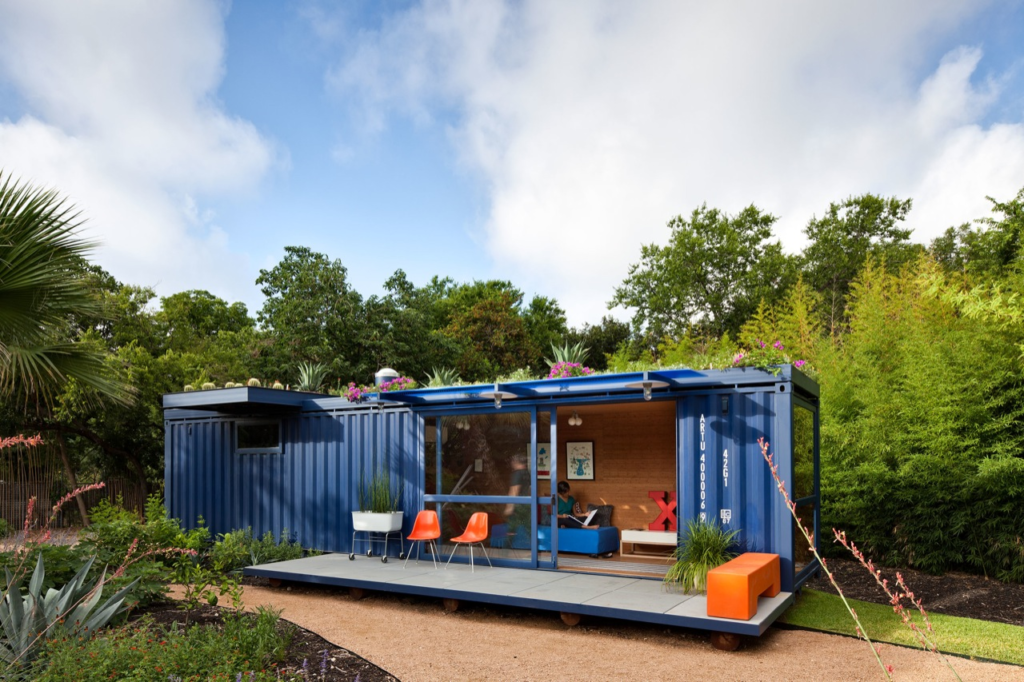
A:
491,524,619,555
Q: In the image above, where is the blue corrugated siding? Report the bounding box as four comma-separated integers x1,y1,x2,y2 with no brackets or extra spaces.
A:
165,408,420,555
677,388,795,591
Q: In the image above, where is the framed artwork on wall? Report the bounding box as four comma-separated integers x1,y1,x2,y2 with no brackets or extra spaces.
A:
566,441,594,480
536,443,551,480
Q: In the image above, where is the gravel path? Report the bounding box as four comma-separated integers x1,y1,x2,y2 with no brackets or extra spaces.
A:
238,584,1024,681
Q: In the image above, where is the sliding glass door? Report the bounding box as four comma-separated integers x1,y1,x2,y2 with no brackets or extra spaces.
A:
422,408,539,567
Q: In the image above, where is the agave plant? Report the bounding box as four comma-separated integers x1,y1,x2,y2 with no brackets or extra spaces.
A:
545,341,590,367
296,362,329,392
0,554,137,666
425,367,461,388
664,518,740,594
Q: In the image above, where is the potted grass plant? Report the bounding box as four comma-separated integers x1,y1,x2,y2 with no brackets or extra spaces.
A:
663,518,740,594
351,469,403,533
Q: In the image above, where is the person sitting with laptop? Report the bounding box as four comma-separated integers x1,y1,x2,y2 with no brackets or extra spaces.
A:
556,480,599,529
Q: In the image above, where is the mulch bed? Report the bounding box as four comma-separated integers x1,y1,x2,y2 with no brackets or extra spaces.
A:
806,557,1024,626
131,602,398,681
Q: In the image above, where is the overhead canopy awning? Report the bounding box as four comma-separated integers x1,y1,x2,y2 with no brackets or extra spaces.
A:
376,368,739,406
161,386,323,414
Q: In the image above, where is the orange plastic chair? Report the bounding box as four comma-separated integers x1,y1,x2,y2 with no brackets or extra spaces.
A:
404,510,442,569
445,512,492,572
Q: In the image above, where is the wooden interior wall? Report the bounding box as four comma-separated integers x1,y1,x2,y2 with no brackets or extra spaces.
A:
538,400,676,532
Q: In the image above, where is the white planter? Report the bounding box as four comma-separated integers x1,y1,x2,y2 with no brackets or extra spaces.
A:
352,511,403,532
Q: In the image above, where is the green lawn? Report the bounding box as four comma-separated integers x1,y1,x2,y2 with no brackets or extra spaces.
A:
779,589,1024,666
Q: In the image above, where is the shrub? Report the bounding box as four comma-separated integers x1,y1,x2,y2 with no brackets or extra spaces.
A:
77,495,209,607
664,518,739,594
210,528,304,573
35,607,294,681
80,495,209,561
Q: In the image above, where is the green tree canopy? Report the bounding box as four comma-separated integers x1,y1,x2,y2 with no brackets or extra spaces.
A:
564,316,630,371
802,194,919,332
611,204,796,341
442,290,537,382
931,186,1024,280
256,246,364,381
156,290,253,353
522,295,567,369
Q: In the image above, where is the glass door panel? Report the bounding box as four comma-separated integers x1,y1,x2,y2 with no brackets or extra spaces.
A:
422,409,537,568
537,409,557,568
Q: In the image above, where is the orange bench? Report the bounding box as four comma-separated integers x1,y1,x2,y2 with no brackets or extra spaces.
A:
706,552,781,620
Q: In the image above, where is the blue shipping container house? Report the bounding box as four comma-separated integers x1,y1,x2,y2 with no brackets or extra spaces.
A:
163,365,820,638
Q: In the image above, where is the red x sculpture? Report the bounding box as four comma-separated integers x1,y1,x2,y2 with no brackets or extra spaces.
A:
648,491,677,531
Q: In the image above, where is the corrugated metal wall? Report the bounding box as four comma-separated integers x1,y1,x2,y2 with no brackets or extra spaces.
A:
165,406,420,555
677,388,795,590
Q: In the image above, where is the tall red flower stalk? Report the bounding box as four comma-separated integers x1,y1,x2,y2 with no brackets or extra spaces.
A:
834,530,962,681
759,437,893,680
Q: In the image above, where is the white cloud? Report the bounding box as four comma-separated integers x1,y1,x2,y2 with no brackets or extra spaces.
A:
0,0,276,305
327,0,1024,325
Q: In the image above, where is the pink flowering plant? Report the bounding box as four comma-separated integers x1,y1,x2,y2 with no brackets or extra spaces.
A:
732,339,807,375
379,376,417,392
759,437,960,681
341,382,365,401
547,361,595,379
339,376,417,401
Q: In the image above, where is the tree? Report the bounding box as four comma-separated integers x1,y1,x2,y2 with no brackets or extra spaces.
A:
930,185,1024,280
360,270,457,382
610,204,797,342
0,172,128,407
802,194,919,333
256,247,364,382
442,291,537,382
523,296,567,369
157,290,253,353
564,316,631,371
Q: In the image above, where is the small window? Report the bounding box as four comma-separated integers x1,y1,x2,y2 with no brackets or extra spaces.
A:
236,420,282,454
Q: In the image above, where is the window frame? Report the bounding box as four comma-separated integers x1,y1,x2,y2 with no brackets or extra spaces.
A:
235,419,284,455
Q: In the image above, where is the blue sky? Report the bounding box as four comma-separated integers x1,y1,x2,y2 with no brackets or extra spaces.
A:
1,1,1023,325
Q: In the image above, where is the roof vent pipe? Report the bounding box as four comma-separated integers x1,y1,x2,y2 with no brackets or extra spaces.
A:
375,367,399,387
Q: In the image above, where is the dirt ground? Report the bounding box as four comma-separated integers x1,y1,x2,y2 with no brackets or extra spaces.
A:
808,557,1024,626
236,583,1024,682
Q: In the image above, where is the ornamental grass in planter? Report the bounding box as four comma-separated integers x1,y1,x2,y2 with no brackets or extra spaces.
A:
352,470,403,533
664,518,740,594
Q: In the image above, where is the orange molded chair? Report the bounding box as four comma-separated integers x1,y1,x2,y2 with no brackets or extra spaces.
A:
404,510,442,569
445,512,492,572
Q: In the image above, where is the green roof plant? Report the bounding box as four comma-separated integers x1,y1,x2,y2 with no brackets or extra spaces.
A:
295,362,328,392
425,367,461,388
545,341,590,367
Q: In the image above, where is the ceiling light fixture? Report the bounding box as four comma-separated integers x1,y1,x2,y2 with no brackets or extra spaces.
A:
479,384,517,410
624,372,670,402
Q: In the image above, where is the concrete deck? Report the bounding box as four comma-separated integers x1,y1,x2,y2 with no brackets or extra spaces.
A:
245,553,793,636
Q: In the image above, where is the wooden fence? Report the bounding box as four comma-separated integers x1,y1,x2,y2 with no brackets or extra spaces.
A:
0,441,147,529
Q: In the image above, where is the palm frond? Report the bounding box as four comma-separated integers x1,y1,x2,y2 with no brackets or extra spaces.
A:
0,171,129,407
